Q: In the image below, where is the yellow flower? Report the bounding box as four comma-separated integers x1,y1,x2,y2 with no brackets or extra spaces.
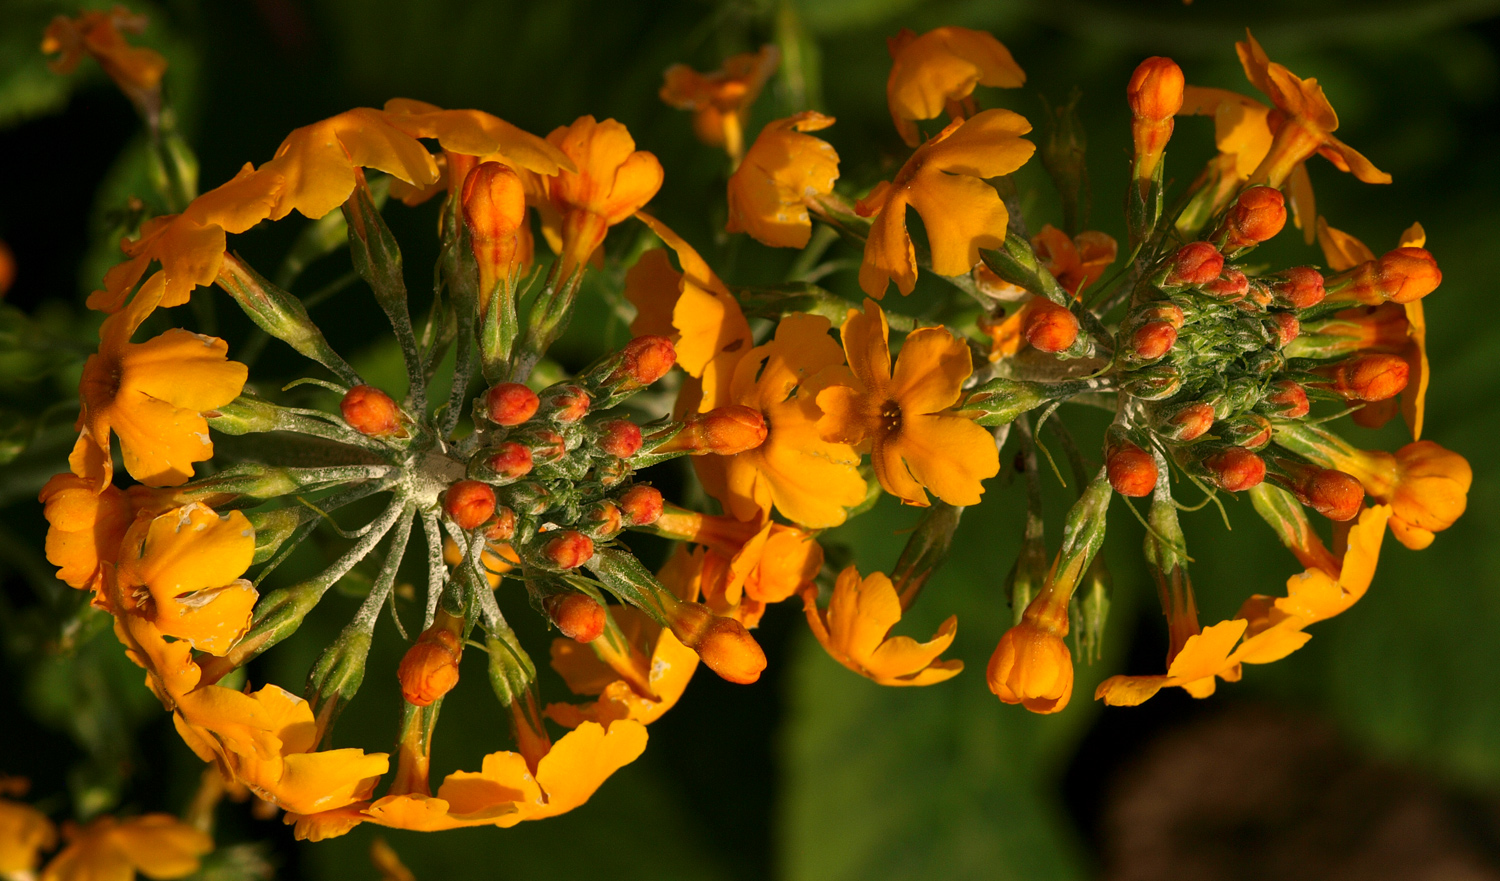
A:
39,474,133,591
40,815,210,881
660,46,780,162
885,27,1025,147
547,608,700,728
856,109,1034,297
42,7,167,108
0,798,56,875
726,112,840,248
700,312,867,529
1029,225,1117,296
650,509,824,626
1096,506,1392,706
75,285,247,489
114,503,256,656
817,299,998,507
801,565,962,686
545,116,664,278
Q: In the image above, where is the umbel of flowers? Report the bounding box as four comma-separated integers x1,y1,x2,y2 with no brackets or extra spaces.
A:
37,9,1469,838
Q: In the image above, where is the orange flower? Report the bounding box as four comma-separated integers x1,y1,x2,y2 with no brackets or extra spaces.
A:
1030,225,1118,296
546,117,664,278
39,474,133,591
801,565,962,686
700,312,866,529
114,503,257,656
856,109,1035,297
651,507,824,626
40,814,210,881
1330,442,1470,551
726,112,840,248
547,605,700,728
660,46,779,161
1318,219,1430,437
885,27,1025,147
817,300,999,507
42,7,167,109
987,618,1074,714
0,798,56,875
75,285,247,489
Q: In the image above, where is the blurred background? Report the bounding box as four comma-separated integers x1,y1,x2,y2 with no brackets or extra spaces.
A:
2,0,1499,879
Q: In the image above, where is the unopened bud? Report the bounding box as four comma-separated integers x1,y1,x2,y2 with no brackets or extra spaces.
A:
1203,447,1266,492
581,501,624,540
1329,247,1442,305
1164,242,1224,287
658,406,768,456
1131,301,1185,329
544,594,605,643
1269,266,1325,309
609,335,676,389
445,480,496,530
341,385,406,438
398,627,462,707
1222,413,1273,450
987,619,1073,714
500,481,551,517
1023,299,1080,353
462,161,528,295
486,383,540,426
485,506,517,541
485,442,534,480
540,530,595,569
1127,321,1177,362
668,601,767,684
515,428,568,465
1128,56,1184,186
1120,364,1182,401
592,458,631,488
1214,186,1286,251
1106,434,1158,497
541,385,590,424
1268,312,1300,347
1155,401,1216,442
1271,459,1365,522
598,419,643,458
1201,267,1249,302
1258,380,1310,419
617,484,664,526
1316,354,1409,402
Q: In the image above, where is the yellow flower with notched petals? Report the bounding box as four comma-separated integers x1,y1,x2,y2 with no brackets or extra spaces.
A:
885,27,1025,147
856,109,1034,298
726,111,840,249
818,299,999,507
546,116,664,278
40,814,210,881
801,565,962,687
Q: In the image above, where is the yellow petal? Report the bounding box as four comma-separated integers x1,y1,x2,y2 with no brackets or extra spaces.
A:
891,412,999,507
888,326,971,414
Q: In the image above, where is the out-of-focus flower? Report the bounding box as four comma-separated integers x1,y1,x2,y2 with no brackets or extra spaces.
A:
660,46,779,162
0,798,56,875
885,26,1025,147
42,7,166,109
40,814,210,881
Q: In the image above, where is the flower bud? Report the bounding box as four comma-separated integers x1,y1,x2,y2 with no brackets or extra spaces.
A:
592,458,631,489
1203,447,1266,492
1120,364,1182,401
445,480,496,530
1329,248,1441,305
485,442,534,480
485,506,517,541
581,501,624,540
516,428,568,465
1128,57,1184,186
485,383,540,426
540,385,591,424
1106,433,1157,497
657,406,768,456
1258,380,1309,419
1131,301,1185,329
987,619,1074,714
668,601,767,684
1269,266,1325,309
1221,413,1272,450
500,481,551,517
609,335,676,389
540,530,594,569
1023,299,1079,353
1127,321,1177,362
617,484,664,526
1267,311,1300,347
398,627,462,707
544,594,606,643
341,385,406,438
1271,459,1364,522
462,161,528,296
1201,267,1249,302
1316,354,1409,402
597,419,643,458
1154,400,1216,442
1214,185,1286,251
1163,242,1224,287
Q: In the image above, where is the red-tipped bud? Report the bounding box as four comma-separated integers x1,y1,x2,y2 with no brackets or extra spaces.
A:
486,383,540,426
1268,312,1300,347
1127,56,1185,122
1132,302,1185,330
541,530,595,569
1273,460,1365,522
617,484,664,526
1259,380,1310,419
610,335,677,389
1164,242,1224,287
1332,248,1442,305
462,161,528,295
544,594,606,643
1270,266,1326,309
1203,447,1266,492
592,458,631,489
1222,413,1273,450
521,429,568,465
668,602,767,684
1317,354,1409,402
341,385,406,438
1128,321,1177,362
598,419,643,458
1215,186,1286,251
1201,267,1249,302
659,406,768,456
486,442,534,480
1106,438,1158,497
485,506,517,541
1157,401,1216,442
445,480,496,530
1023,299,1080,353
581,501,624,540
398,628,462,707
541,385,591,424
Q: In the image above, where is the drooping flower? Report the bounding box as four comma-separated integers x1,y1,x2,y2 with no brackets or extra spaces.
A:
801,565,962,686
75,285,247,489
39,474,133,591
817,299,999,507
857,109,1035,297
546,117,664,278
726,112,840,248
885,27,1025,147
40,814,211,881
0,798,56,875
41,7,167,110
660,46,780,162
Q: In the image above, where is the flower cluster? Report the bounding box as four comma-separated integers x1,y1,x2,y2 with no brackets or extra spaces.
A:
38,9,1469,839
